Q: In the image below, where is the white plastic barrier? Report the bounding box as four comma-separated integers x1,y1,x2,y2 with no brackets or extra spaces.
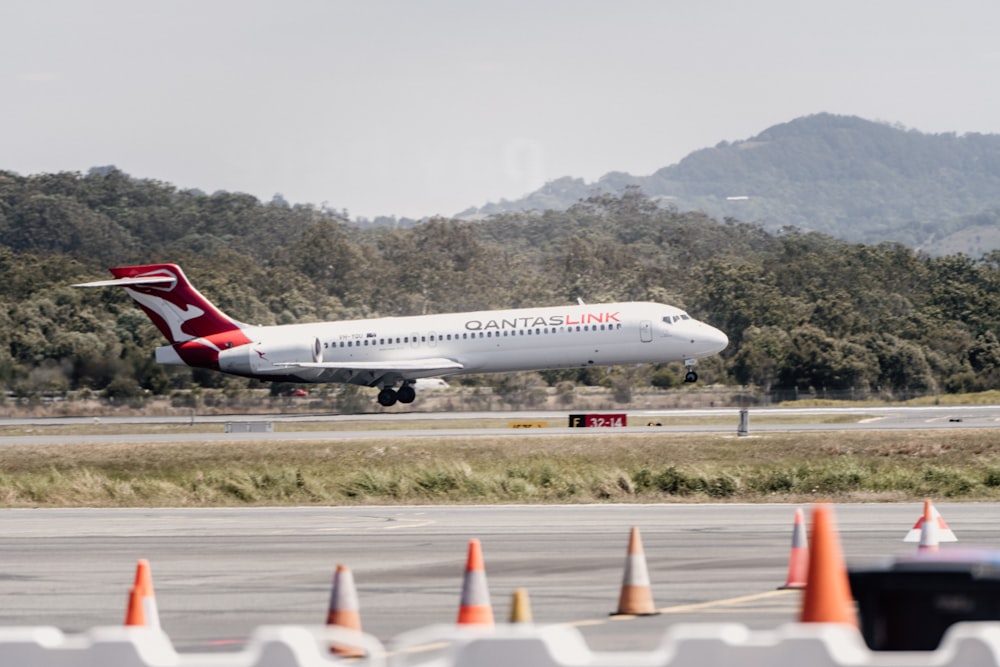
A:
0,625,384,667
224,421,274,433
6,622,1000,667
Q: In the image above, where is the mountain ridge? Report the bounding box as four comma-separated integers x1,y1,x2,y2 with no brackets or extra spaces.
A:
459,113,1000,255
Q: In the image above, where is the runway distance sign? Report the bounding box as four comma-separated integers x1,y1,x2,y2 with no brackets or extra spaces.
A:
568,413,627,428
508,421,548,428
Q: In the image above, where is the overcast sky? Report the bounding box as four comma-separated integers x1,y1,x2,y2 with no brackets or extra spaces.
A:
3,1,1000,219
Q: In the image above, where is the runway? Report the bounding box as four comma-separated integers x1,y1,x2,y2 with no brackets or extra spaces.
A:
2,503,997,652
1,404,999,445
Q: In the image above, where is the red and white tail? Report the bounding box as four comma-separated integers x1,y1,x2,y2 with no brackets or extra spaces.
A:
76,264,244,344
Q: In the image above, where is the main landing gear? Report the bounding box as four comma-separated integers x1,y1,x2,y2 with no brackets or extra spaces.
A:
683,359,699,384
376,382,416,407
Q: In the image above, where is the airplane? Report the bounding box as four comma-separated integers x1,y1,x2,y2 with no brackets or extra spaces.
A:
413,378,449,392
75,264,729,406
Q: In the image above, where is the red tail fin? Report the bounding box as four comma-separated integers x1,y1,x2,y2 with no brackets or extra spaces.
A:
76,264,244,343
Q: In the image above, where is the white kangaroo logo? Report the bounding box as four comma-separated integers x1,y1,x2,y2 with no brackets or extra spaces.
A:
126,288,205,343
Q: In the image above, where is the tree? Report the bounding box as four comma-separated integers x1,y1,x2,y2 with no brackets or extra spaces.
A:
283,220,368,305
967,331,1000,390
3,194,135,261
731,326,790,392
490,372,548,409
778,326,877,394
696,261,800,349
865,333,937,397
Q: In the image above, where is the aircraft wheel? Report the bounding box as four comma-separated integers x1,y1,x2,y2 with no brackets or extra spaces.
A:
396,384,416,404
377,388,398,406
684,371,698,383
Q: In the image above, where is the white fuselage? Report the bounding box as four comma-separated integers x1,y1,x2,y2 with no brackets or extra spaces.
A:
210,301,728,385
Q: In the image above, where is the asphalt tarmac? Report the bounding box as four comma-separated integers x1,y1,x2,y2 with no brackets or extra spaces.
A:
1,404,998,445
2,503,998,653
2,407,998,653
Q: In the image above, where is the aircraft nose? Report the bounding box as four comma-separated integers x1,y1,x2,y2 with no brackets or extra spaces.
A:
698,325,729,355
710,326,729,352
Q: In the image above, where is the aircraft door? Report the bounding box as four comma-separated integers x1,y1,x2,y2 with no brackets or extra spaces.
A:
640,320,653,343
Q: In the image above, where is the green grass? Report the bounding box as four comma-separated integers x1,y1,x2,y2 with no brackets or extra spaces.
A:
780,389,1000,408
4,430,1000,506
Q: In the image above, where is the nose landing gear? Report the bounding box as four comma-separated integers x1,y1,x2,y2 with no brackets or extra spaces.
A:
683,358,699,383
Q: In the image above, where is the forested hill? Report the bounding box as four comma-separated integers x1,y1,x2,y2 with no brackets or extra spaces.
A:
0,169,998,407
461,114,1000,255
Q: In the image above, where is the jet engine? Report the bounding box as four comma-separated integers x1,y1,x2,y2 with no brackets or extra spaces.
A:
218,337,322,375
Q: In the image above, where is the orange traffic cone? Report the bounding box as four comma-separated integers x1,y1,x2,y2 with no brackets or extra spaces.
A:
799,504,857,626
509,588,533,623
779,508,809,589
613,526,658,616
904,499,956,544
124,559,160,628
457,539,494,626
326,564,365,657
917,500,940,553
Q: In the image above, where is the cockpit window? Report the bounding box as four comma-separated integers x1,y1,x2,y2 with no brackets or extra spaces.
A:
663,313,693,324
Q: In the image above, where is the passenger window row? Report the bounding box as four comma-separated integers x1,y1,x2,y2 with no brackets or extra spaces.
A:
322,323,624,349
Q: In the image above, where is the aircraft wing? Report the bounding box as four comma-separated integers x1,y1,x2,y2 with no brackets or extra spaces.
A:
276,358,464,373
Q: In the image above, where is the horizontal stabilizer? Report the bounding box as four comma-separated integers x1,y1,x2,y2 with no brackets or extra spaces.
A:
276,358,464,373
73,276,176,288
